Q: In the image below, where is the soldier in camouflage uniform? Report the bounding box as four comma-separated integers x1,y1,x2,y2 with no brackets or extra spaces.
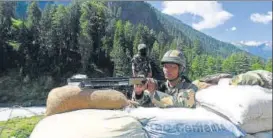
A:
146,49,199,108
131,44,152,78
131,74,154,107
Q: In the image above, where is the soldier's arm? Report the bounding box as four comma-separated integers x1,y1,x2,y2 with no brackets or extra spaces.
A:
131,91,154,107
149,90,174,108
149,84,198,108
175,88,196,108
174,84,198,108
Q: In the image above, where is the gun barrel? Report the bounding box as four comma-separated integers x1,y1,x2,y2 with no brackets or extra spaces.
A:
67,77,130,88
67,77,148,88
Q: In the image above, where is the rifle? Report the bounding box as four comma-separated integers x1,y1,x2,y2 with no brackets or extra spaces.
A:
67,75,191,99
67,77,149,99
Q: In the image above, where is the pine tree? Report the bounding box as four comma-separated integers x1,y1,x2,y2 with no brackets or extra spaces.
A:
170,38,177,50
26,1,41,28
110,20,130,76
39,3,56,73
79,2,94,75
124,21,134,56
21,1,42,78
193,39,202,56
265,59,272,72
250,57,264,70
236,53,251,74
222,54,236,75
133,27,142,55
205,56,216,75
0,1,16,73
49,5,69,78
151,41,160,64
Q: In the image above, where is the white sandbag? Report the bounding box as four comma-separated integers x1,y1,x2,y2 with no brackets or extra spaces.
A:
196,85,272,133
243,134,256,138
245,131,273,138
127,107,245,138
30,109,147,138
240,118,272,134
218,78,232,86
254,131,272,138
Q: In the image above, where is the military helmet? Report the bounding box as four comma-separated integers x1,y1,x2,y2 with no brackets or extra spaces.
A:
138,44,147,51
161,49,186,73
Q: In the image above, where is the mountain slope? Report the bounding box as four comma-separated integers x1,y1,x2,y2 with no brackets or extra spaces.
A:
154,9,248,58
15,1,253,58
106,1,249,58
233,42,272,60
15,1,68,19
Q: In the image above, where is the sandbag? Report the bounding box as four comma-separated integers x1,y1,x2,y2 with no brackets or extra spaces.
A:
30,109,148,138
192,80,214,90
127,107,245,138
199,73,233,84
218,78,232,86
46,85,129,116
244,134,256,138
240,118,272,134
244,131,273,138
254,131,272,138
196,85,272,133
231,70,272,89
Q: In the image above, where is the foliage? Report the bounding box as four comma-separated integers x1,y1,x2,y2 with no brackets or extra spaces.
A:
0,1,270,104
0,116,43,138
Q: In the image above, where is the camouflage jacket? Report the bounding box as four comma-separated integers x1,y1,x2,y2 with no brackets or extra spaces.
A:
131,54,152,77
151,78,199,108
131,91,154,107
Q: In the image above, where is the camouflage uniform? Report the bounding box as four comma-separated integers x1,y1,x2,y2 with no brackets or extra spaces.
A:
151,50,199,108
131,44,152,77
153,77,198,108
131,49,199,108
131,90,154,107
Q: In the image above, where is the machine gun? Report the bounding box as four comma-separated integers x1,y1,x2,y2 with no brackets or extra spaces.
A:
67,75,192,99
67,77,149,99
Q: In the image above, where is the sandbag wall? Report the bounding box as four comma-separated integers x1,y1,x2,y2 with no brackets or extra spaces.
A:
195,70,272,137
30,70,272,138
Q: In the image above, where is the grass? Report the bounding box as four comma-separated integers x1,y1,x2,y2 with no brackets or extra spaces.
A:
0,115,44,138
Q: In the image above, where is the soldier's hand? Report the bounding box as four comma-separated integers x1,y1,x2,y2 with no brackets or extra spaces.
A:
147,72,152,78
128,100,140,108
146,78,157,94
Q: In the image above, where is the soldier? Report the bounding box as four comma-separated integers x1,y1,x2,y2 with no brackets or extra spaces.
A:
146,49,199,108
131,74,154,107
131,44,152,78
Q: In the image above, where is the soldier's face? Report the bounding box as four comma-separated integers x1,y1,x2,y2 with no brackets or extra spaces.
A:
163,63,179,80
134,84,147,95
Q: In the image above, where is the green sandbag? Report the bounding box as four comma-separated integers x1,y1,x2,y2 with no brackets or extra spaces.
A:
231,70,272,89
199,73,233,84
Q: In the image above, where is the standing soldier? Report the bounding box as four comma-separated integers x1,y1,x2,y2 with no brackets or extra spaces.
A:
131,44,152,78
146,49,199,108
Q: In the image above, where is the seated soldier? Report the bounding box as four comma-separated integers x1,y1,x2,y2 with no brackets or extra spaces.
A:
131,74,154,107
145,49,199,108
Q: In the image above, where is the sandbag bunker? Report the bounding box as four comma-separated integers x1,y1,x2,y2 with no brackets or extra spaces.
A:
30,70,272,138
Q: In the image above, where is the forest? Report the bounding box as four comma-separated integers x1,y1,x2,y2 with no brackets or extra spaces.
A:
0,1,272,105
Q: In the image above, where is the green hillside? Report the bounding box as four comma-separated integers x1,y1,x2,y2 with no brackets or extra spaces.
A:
0,1,271,105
